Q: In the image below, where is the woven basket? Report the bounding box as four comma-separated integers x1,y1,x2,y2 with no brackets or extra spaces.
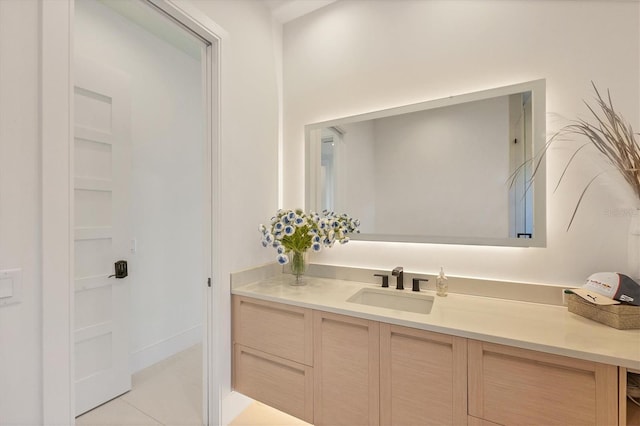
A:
567,294,640,330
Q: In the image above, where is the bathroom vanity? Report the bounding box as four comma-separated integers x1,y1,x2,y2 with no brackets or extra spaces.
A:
231,275,640,426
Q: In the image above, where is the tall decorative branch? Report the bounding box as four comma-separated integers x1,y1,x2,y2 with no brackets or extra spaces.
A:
511,82,640,230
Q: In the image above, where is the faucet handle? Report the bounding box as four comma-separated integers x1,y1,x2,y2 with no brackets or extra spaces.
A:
412,278,429,292
373,274,389,288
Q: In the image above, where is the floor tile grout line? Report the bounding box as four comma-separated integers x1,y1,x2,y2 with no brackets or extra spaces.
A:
118,397,166,425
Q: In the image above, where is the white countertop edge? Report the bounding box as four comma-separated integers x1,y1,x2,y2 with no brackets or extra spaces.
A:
232,278,640,370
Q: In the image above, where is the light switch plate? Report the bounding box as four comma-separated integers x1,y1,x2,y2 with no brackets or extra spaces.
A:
0,269,21,306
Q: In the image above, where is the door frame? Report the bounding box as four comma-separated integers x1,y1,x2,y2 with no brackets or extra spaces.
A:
41,0,227,424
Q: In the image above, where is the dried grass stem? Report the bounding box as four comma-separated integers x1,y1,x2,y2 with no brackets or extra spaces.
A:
513,82,640,230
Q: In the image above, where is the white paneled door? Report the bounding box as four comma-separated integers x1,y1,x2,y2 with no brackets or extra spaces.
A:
73,58,132,416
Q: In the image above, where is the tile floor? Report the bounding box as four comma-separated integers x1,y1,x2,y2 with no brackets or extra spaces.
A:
77,344,203,425
76,343,309,426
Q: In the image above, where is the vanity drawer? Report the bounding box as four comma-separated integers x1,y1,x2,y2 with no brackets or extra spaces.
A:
233,344,313,423
232,295,313,365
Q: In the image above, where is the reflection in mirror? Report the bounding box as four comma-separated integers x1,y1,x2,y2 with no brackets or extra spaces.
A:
306,80,546,247
510,92,534,239
320,127,342,212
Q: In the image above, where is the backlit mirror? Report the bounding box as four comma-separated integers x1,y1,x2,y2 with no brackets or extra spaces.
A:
305,79,546,247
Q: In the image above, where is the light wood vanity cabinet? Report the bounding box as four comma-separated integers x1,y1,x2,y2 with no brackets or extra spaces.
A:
467,340,618,426
380,324,467,426
232,295,626,425
232,296,314,422
313,311,380,426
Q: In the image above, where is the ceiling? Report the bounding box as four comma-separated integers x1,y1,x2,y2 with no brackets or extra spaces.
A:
265,0,338,23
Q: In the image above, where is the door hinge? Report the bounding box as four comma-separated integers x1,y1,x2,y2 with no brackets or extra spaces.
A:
207,277,212,287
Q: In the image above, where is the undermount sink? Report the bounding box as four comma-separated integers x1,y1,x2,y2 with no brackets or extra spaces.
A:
346,288,434,314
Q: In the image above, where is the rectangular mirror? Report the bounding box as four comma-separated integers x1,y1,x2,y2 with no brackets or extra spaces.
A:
305,79,546,247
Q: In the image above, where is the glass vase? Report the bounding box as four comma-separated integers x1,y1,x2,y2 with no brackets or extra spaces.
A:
289,250,308,286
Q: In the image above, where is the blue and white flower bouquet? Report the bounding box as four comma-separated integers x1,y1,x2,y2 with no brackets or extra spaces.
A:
259,209,360,283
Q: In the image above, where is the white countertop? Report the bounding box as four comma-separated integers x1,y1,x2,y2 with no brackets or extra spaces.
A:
232,275,640,369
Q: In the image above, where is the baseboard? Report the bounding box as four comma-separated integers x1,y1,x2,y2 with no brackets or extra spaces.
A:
130,324,202,373
222,391,253,425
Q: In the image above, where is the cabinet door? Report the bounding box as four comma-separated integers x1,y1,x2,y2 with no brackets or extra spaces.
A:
380,324,467,426
314,311,380,426
468,340,618,425
233,295,313,365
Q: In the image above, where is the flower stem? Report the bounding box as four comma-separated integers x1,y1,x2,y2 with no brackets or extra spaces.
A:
291,251,306,278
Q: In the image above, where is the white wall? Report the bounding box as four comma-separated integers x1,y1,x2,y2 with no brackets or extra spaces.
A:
187,0,280,271
75,0,205,371
0,1,42,423
185,0,281,422
284,0,640,286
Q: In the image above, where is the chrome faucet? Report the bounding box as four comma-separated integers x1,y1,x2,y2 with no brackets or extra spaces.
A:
392,266,404,290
